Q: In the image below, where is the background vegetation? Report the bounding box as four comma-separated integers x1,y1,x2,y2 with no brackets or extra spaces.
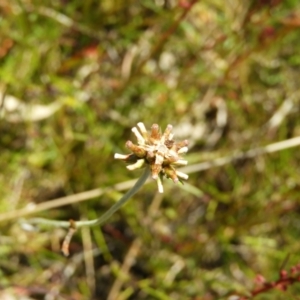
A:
1,0,300,299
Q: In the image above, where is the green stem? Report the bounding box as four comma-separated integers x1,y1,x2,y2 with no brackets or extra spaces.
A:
20,168,150,230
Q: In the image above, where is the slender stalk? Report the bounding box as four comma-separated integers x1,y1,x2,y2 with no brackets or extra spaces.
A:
20,168,150,230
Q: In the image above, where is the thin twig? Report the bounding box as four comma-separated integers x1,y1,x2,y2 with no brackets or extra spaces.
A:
180,136,300,175
61,219,76,256
0,177,140,222
238,263,300,299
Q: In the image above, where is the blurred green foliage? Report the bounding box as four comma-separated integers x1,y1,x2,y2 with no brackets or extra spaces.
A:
1,0,300,299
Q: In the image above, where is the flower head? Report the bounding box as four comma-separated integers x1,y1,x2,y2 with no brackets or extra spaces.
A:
114,122,189,193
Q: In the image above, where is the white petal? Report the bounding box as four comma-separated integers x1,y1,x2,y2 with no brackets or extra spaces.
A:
176,171,189,180
114,153,129,159
137,122,147,134
178,147,188,154
132,127,145,144
126,159,145,170
173,159,188,166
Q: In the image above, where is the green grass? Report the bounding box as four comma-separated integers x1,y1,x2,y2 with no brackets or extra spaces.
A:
1,0,300,299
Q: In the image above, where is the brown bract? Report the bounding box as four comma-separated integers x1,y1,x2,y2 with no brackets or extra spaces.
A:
114,122,189,193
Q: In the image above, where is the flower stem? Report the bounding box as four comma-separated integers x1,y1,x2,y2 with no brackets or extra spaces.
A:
20,168,150,230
